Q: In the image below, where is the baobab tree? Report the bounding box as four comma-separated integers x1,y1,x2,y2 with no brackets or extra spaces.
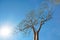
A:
16,1,53,40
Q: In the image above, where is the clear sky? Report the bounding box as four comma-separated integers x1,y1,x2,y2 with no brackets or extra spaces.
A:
0,0,60,40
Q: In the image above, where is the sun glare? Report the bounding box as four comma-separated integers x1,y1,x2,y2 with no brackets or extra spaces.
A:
0,23,13,38
0,27,11,37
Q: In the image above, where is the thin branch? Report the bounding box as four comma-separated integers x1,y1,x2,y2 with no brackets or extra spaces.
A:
32,25,35,32
37,23,42,32
37,12,52,32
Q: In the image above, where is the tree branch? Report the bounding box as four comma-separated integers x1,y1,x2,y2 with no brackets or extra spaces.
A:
37,21,43,32
32,25,35,32
37,12,52,32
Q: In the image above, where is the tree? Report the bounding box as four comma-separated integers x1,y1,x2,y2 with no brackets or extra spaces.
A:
16,1,53,40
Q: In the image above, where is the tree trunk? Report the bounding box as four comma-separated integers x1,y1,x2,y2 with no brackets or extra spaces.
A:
34,32,39,40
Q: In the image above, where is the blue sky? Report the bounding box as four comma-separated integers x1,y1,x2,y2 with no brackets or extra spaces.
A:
0,0,60,40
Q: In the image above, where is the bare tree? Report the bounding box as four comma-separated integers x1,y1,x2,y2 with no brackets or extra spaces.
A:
16,1,53,40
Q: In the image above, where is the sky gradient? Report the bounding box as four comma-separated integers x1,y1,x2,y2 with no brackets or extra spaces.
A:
0,0,60,40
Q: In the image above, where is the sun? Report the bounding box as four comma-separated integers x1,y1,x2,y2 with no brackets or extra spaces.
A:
0,27,11,37
0,24,13,38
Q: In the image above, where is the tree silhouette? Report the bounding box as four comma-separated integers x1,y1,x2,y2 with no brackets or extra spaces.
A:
16,1,53,40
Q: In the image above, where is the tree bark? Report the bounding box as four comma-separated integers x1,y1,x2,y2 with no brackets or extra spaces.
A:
34,32,39,40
